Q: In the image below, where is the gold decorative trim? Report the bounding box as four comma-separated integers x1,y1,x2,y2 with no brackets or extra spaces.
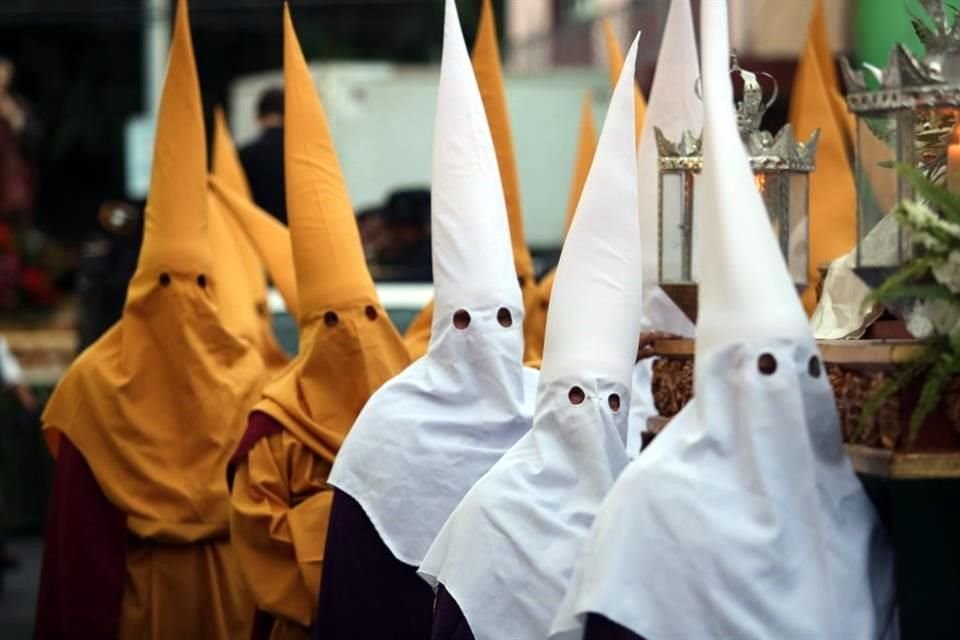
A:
845,444,960,479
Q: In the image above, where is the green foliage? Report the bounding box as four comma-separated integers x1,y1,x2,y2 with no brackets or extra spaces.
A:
860,163,960,447
895,162,960,225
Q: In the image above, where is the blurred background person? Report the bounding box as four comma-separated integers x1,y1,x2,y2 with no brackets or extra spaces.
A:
240,87,286,224
363,188,432,282
74,200,143,351
0,57,40,232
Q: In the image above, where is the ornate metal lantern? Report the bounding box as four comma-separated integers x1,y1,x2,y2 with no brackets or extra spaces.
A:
656,54,819,302
841,0,960,286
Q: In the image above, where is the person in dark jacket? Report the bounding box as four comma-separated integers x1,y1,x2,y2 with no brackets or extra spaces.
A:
240,87,286,223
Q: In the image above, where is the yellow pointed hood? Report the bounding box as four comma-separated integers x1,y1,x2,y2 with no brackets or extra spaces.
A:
125,0,211,302
208,185,291,373
789,0,856,313
283,4,376,322
41,0,265,541
206,190,261,345
533,90,599,354
602,18,645,143
210,112,291,371
563,91,598,237
209,175,299,319
212,106,253,199
251,4,410,462
403,300,433,361
471,0,543,362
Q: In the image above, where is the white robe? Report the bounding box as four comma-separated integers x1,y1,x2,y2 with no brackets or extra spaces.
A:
551,338,899,640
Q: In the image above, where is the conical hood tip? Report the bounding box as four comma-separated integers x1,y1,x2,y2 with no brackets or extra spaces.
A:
540,34,644,390
695,0,810,356
131,0,210,288
428,0,522,342
283,3,379,320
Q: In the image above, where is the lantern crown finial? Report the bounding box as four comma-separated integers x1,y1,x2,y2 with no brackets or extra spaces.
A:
843,0,960,103
657,50,816,173
729,51,778,139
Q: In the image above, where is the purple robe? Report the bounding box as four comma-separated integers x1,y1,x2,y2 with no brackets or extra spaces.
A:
430,584,475,640
313,488,435,639
35,435,128,639
584,613,648,640
230,411,285,640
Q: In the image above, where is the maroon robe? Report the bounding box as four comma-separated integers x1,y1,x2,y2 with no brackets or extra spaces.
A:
35,435,127,639
313,488,435,639
584,614,648,640
229,410,285,640
430,584,475,640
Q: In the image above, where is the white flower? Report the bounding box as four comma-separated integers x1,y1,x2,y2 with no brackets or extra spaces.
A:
933,251,960,293
900,199,960,241
906,302,935,338
929,299,960,334
906,299,960,338
913,230,947,252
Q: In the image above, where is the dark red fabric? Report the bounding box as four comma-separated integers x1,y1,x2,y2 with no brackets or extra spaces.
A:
230,411,284,466
314,489,435,640
250,608,276,640
34,435,127,640
430,584,475,640
584,613,649,640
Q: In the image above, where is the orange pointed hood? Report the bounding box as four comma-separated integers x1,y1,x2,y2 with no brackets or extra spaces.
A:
252,4,410,461
602,18,645,143
789,0,856,313
471,0,543,362
209,175,299,319
212,106,253,199
210,112,291,371
533,90,598,351
402,299,434,361
563,91,598,238
41,0,265,541
206,190,261,345
283,4,376,321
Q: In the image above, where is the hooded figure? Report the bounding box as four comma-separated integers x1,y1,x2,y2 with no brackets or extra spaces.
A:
36,1,265,637
403,0,542,364
544,0,700,457
789,0,857,314
549,3,899,639
420,33,644,640
209,110,292,375
209,174,299,321
315,2,538,636
227,6,411,640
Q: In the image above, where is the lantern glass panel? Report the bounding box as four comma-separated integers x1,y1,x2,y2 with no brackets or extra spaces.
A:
855,112,899,267
659,171,693,282
787,172,810,285
757,171,787,252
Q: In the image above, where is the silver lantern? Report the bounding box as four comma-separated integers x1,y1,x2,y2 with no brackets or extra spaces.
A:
656,53,819,318
841,0,960,288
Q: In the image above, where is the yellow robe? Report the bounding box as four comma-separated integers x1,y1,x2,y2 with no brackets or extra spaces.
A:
229,9,412,638
231,432,332,639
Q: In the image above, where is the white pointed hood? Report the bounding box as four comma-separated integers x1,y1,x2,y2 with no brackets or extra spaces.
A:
328,0,538,569
541,35,644,391
419,34,643,640
694,0,809,356
428,0,522,348
549,4,898,638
